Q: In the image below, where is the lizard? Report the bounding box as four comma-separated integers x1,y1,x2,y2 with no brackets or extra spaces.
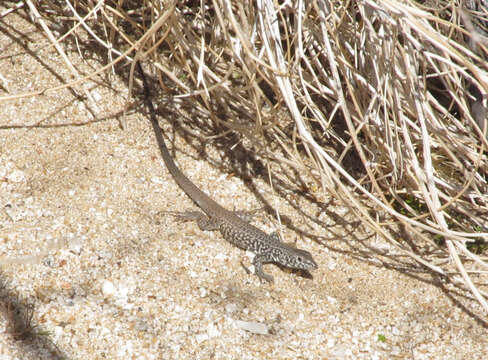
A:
137,62,317,283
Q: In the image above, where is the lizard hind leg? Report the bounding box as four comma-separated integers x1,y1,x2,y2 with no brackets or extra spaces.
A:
161,210,203,222
195,214,221,231
162,210,220,231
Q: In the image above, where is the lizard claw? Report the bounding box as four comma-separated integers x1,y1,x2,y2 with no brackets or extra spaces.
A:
241,261,274,283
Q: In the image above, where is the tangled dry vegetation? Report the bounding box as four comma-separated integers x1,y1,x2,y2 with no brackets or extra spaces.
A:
2,0,488,313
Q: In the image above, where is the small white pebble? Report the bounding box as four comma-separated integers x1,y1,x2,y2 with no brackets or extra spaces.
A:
53,326,64,340
391,347,401,356
199,287,207,298
234,320,269,335
7,169,25,183
215,252,227,261
118,284,129,298
331,344,348,357
116,340,133,357
195,333,208,343
207,323,221,338
225,303,238,314
327,296,337,304
151,177,164,185
245,250,255,259
102,280,115,297
92,90,102,101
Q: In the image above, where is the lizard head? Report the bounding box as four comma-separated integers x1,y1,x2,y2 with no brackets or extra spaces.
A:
275,244,318,272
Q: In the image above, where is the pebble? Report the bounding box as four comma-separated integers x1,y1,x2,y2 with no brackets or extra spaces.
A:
234,320,269,335
102,280,115,297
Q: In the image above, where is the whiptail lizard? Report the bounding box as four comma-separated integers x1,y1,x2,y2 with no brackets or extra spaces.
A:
138,63,317,282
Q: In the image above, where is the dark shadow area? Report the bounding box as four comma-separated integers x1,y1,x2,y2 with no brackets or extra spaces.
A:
434,273,488,328
136,66,488,325
0,273,68,359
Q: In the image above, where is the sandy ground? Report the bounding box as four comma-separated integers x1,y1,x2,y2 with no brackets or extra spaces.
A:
0,5,487,360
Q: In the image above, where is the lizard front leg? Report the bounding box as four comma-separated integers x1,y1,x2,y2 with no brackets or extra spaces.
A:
232,207,265,223
252,254,274,283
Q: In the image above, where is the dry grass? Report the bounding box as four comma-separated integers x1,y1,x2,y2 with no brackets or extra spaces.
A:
1,0,488,313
